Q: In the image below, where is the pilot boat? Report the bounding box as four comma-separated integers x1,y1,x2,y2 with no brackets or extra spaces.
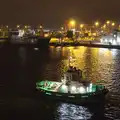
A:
36,66,108,104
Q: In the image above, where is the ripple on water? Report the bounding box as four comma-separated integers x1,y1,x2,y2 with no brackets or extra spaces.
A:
48,47,120,120
54,103,92,120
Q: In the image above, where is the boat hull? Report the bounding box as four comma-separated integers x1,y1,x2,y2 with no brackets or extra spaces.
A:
8,36,51,47
36,88,108,105
37,37,51,47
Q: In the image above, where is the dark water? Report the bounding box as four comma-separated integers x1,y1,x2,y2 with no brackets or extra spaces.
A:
1,45,120,120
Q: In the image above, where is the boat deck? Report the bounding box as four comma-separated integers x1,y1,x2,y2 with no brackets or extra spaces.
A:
36,80,105,94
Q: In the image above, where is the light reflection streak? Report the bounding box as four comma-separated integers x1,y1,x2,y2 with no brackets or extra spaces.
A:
18,47,27,65
55,103,92,120
50,46,118,88
44,46,120,120
110,49,118,57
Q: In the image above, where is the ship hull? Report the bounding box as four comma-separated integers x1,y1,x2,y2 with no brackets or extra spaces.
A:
36,88,108,105
37,37,51,47
8,36,51,47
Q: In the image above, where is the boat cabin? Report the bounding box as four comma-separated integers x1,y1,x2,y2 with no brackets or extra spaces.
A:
62,66,83,83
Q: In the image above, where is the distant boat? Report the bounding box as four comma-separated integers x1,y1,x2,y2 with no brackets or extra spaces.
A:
36,66,108,104
8,29,51,47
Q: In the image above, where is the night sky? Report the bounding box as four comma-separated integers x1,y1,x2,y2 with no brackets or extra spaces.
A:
0,0,120,28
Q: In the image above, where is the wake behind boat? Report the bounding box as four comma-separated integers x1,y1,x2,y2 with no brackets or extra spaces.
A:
36,66,108,104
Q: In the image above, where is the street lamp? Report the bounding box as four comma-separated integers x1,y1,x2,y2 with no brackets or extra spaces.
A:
106,20,110,25
69,20,76,29
95,21,99,27
61,27,64,30
80,24,84,29
40,25,43,29
94,21,100,37
25,25,27,29
112,22,115,26
17,25,20,28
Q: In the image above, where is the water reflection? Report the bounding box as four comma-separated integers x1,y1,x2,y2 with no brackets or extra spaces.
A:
50,47,118,86
18,47,27,66
1,45,120,120
49,46,120,119
55,103,92,120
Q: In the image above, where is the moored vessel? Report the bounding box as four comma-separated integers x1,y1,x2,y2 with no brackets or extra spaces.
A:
8,27,51,47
